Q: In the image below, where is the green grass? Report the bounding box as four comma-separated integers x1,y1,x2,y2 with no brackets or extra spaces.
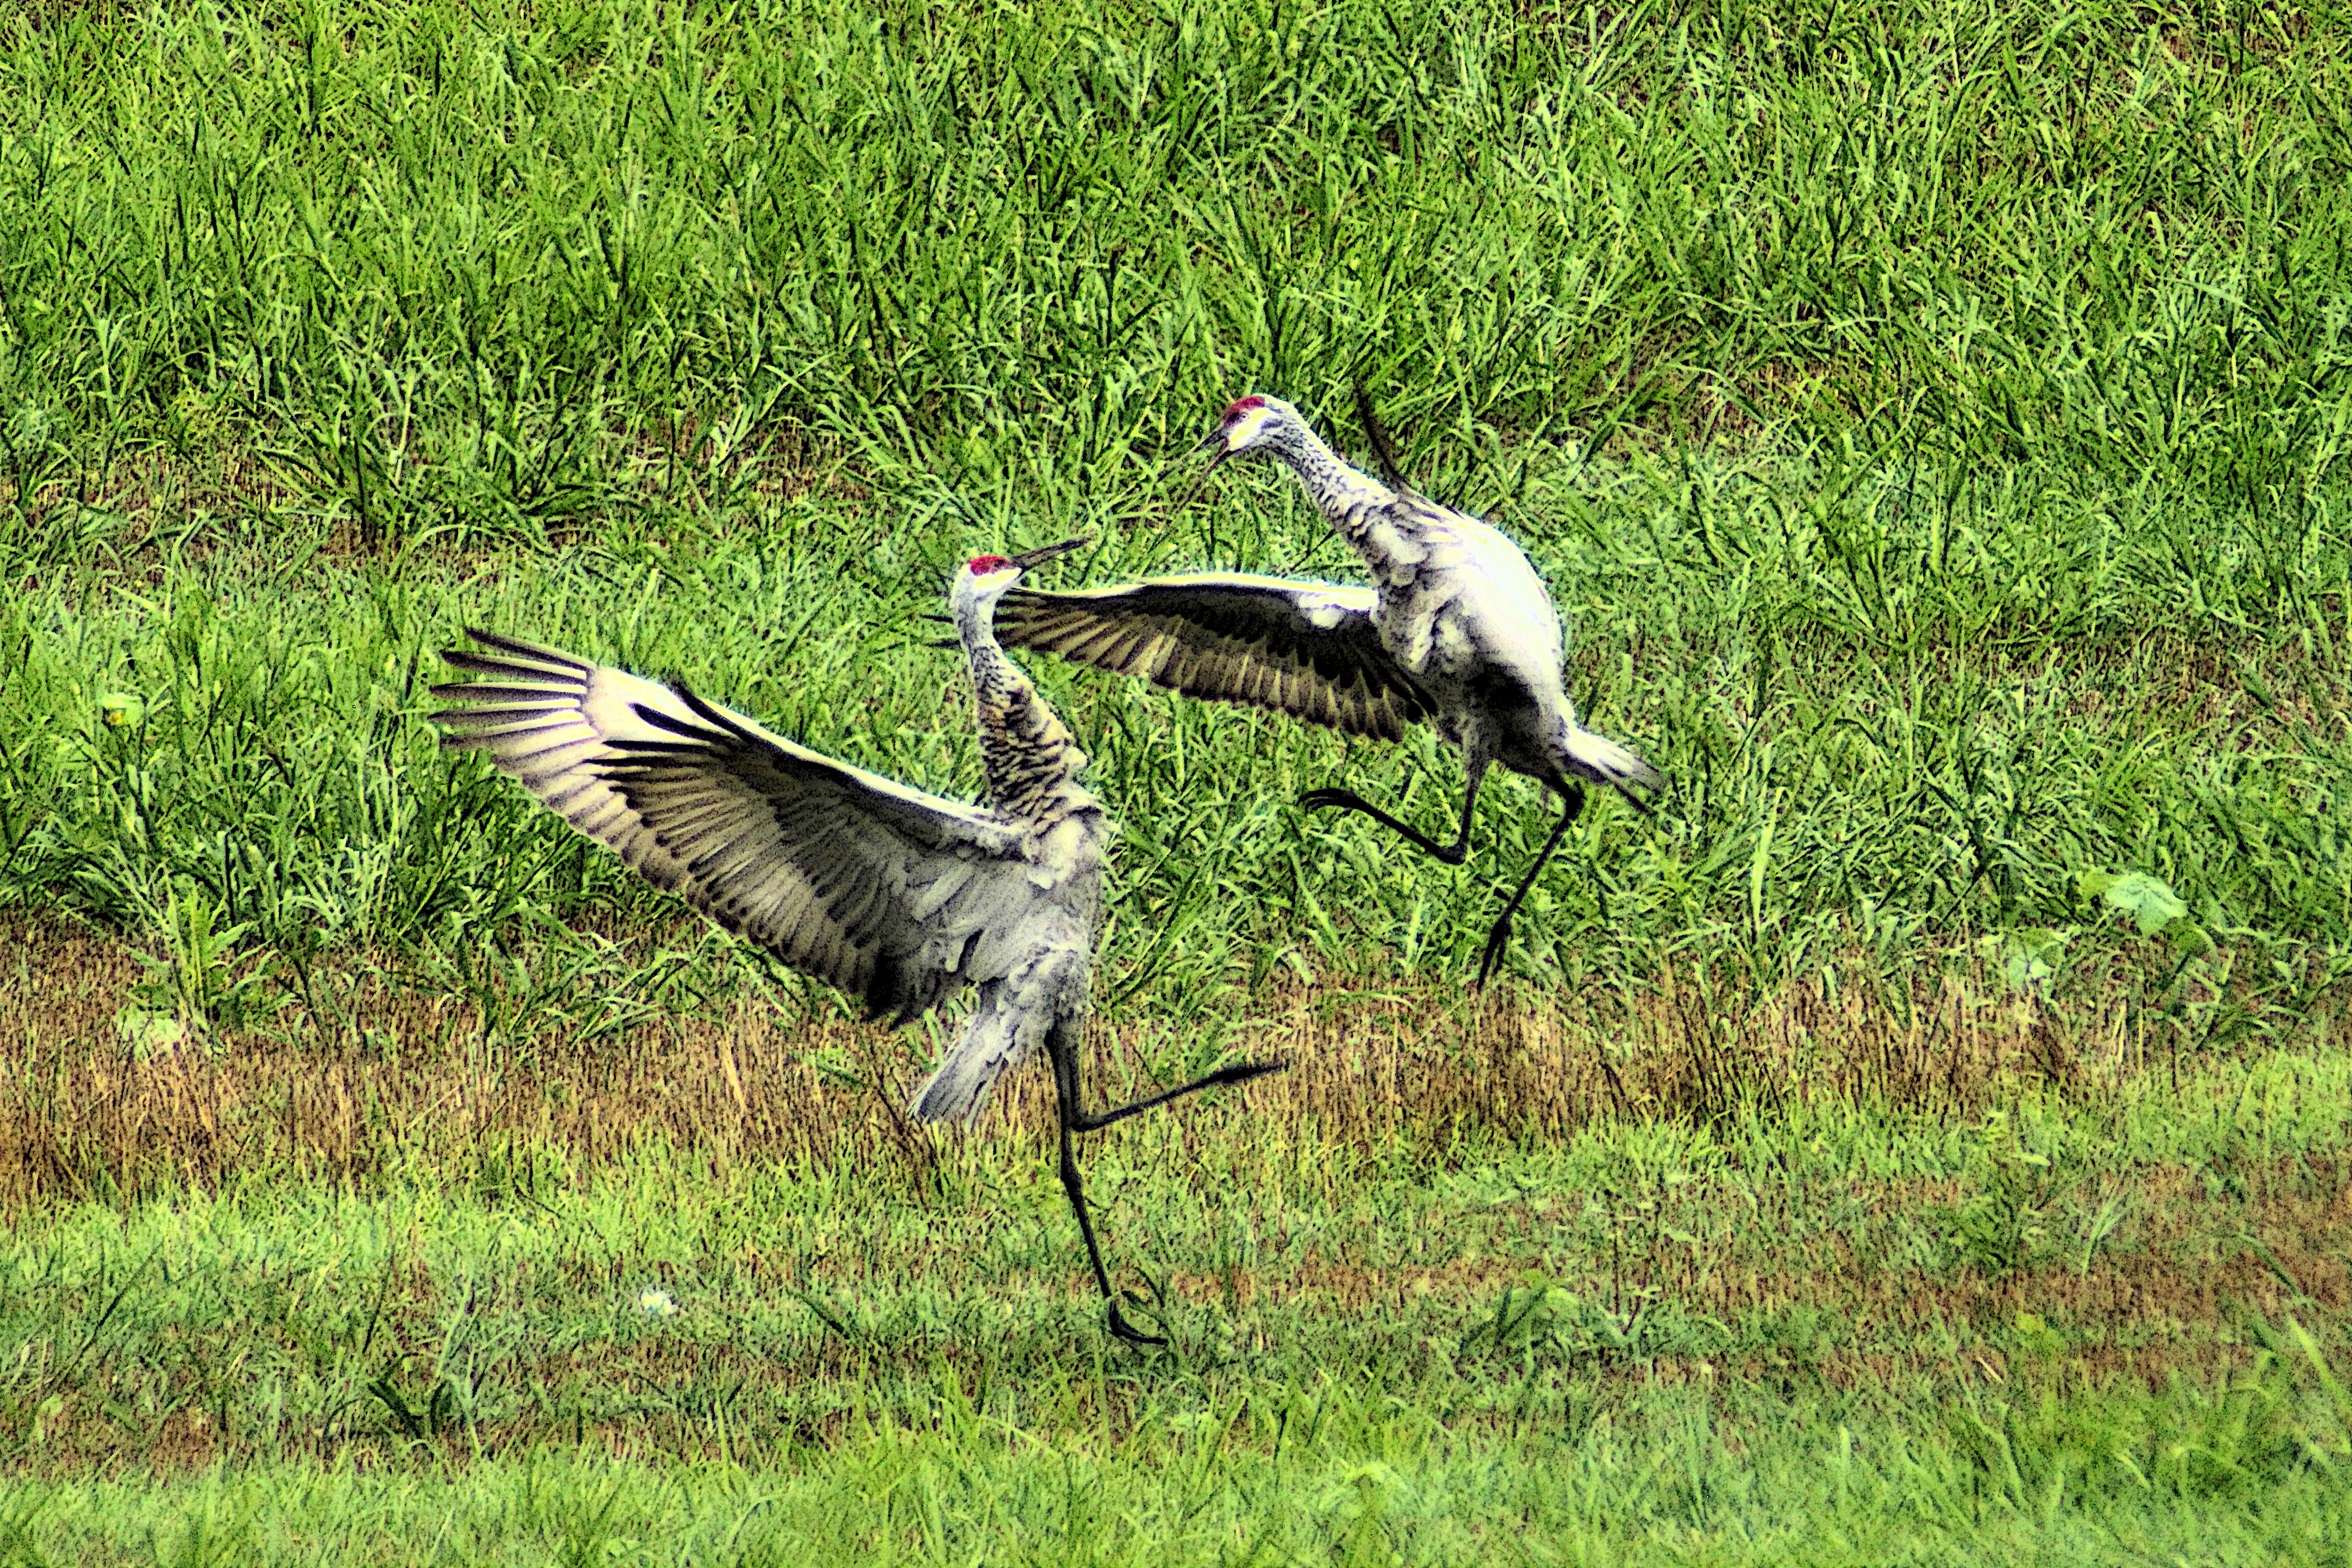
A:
1,1398,2334,1568
4,0,2352,1558
0,1045,2347,1563
0,0,2345,1014
3,447,2343,1036
0,1382,2340,1565
6,0,2352,518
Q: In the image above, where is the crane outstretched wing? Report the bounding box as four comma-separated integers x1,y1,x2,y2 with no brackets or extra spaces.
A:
431,629,1037,1025
994,573,1429,741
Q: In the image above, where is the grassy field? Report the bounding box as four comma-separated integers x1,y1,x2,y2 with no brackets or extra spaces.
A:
0,1037,2344,1563
3,0,2351,1559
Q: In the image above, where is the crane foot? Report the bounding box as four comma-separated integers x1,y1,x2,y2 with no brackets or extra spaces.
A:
1105,1272,1170,1346
1473,912,1514,991
1105,1296,1167,1347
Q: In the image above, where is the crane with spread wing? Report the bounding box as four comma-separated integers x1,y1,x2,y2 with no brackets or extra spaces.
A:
995,396,1661,985
431,539,1277,1343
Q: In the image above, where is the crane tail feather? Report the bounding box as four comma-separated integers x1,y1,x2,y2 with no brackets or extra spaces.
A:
909,1025,1026,1123
1559,726,1665,804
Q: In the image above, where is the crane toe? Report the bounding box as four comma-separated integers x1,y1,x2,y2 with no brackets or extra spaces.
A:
1105,1298,1168,1347
1474,911,1517,990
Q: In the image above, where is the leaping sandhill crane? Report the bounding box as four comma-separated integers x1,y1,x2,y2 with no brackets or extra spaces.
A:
428,538,1279,1345
994,393,1662,986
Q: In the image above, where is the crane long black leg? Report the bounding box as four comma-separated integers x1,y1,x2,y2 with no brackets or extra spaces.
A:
1067,1058,1288,1134
1475,789,1583,990
1046,1028,1163,1346
1301,756,1490,866
1045,1026,1285,1346
1297,787,1465,862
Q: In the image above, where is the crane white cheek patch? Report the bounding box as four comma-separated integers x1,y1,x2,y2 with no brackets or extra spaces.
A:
1226,406,1274,447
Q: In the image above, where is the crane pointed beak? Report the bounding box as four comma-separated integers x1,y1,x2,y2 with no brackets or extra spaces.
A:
1009,536,1089,571
1176,440,1235,511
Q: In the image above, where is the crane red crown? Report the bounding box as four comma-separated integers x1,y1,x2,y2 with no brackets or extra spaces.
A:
966,554,1011,573
1224,394,1269,420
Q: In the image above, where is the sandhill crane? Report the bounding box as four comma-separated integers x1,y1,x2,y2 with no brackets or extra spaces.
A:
995,394,1661,986
428,539,1278,1344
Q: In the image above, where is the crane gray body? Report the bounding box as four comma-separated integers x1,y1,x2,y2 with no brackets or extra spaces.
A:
1240,399,1656,816
429,539,1273,1343
993,395,1660,984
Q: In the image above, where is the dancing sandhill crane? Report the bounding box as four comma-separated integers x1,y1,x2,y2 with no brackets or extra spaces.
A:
429,539,1277,1344
995,394,1661,986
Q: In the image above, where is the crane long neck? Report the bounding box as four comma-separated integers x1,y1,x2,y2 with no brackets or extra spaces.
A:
956,596,1091,823
1265,424,1407,563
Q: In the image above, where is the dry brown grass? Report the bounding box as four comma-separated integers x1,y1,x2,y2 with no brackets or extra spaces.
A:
0,919,2343,1475
0,913,2204,1212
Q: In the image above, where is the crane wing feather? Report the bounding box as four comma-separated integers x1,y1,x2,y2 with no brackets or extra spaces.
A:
995,573,1428,741
431,629,1034,1024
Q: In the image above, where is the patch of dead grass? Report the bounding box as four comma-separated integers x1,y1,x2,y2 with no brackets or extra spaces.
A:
0,906,2318,1215
0,912,2207,1210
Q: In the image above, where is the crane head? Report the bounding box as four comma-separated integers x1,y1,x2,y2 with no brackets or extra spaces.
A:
1201,392,1299,455
1181,394,1303,506
952,537,1089,617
